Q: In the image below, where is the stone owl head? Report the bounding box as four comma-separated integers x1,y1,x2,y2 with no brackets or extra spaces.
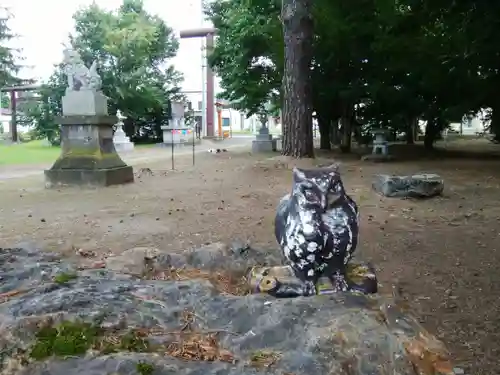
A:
291,164,345,211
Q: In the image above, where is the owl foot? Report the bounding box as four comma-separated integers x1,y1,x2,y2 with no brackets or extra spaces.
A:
327,271,349,293
300,280,317,296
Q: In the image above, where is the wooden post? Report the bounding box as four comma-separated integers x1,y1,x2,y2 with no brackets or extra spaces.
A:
216,103,223,138
10,90,17,142
206,33,215,138
179,28,217,138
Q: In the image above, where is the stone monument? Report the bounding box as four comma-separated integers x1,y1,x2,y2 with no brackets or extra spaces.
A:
252,111,276,153
112,110,134,152
44,49,134,187
161,101,191,147
361,128,393,161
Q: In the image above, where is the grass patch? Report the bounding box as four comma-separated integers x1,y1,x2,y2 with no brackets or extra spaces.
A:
0,140,157,166
29,320,151,360
53,272,78,284
136,361,155,375
30,321,100,360
250,349,281,367
0,140,61,166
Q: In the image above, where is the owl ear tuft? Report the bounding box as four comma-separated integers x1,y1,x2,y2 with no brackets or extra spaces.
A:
292,167,306,182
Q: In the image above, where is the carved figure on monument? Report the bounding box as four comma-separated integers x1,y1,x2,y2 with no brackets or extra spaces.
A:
62,48,102,93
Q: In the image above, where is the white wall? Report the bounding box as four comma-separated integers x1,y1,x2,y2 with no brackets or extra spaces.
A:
418,110,489,136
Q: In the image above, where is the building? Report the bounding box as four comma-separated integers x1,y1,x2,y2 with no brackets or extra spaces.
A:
449,111,489,135
183,92,281,135
418,109,490,136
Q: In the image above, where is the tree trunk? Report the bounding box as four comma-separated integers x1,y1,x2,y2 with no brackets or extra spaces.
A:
330,118,340,146
406,117,416,145
318,116,331,150
339,105,352,153
281,0,314,158
489,104,500,142
424,119,438,150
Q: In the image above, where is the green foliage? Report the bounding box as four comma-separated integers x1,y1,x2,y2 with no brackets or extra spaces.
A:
30,321,101,360
206,0,500,150
19,69,65,145
136,361,155,375
1,92,9,108
205,0,283,116
29,320,151,360
0,7,22,87
53,271,78,284
23,0,183,144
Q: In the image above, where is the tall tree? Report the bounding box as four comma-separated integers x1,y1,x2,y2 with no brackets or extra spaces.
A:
205,0,283,116
281,0,314,157
26,0,184,144
0,7,21,88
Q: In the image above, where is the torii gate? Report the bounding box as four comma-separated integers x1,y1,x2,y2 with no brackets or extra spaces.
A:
179,27,217,138
0,84,41,142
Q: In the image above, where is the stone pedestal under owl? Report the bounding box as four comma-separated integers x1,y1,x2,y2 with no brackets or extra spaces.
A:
274,165,359,295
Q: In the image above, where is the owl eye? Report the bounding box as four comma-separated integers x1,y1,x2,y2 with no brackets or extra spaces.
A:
304,190,315,199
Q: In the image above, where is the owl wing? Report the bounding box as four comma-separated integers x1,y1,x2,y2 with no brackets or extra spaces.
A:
319,198,359,267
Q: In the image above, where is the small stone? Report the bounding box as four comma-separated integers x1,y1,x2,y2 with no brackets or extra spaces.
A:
28,214,32,218
120,219,124,223
453,367,465,375
130,213,135,217
155,217,160,221
106,247,162,275
76,248,96,258
40,218,46,223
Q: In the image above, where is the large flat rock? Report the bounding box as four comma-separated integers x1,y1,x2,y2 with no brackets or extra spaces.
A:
372,173,444,198
0,245,454,375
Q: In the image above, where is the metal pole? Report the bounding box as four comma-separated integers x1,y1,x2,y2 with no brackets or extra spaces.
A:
171,130,175,170
192,129,195,166
10,91,17,142
201,38,207,138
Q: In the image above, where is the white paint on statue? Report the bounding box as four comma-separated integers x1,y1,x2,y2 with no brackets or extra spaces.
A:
61,48,109,116
113,110,134,152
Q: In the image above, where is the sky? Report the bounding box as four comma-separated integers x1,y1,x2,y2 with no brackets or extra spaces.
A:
2,0,212,94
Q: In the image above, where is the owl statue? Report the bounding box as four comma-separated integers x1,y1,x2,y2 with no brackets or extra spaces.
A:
274,165,359,295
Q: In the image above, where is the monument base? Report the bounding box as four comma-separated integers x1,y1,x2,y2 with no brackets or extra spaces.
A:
114,142,135,152
45,114,134,188
44,165,134,188
361,154,394,162
252,139,276,153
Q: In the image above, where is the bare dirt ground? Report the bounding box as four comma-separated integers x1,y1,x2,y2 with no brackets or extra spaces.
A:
1,142,499,374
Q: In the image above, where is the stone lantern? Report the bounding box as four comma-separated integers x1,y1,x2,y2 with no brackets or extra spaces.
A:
113,110,134,152
252,102,276,153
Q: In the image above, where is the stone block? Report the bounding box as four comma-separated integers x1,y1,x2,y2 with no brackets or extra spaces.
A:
252,139,276,153
44,165,134,188
372,173,444,198
61,91,108,116
255,133,273,141
45,116,134,188
114,142,135,152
